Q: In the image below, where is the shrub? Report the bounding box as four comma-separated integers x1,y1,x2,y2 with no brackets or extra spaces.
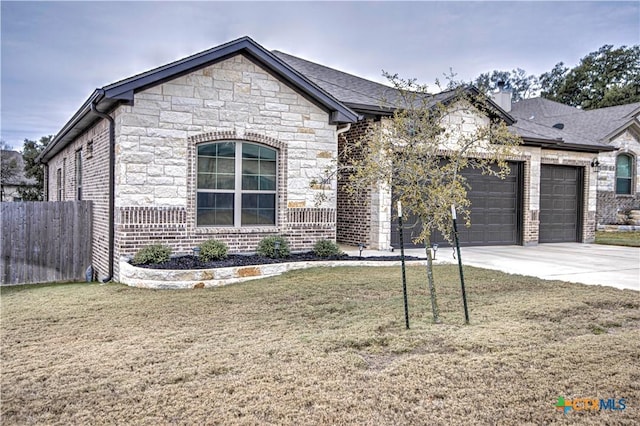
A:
132,244,171,265
256,236,290,258
313,239,343,257
199,239,228,261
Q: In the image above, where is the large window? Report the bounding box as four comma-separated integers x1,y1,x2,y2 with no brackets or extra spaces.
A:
197,141,277,226
616,154,633,195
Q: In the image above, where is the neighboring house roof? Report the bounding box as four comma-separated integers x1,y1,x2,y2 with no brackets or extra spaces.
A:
511,97,640,150
1,150,36,186
39,36,360,163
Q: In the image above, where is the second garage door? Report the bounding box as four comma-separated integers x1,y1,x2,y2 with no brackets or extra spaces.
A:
539,165,583,243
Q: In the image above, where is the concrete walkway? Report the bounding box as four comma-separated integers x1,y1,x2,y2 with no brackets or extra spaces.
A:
343,243,639,291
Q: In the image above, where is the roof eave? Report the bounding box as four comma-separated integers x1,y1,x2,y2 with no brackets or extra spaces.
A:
37,90,105,164
521,136,616,153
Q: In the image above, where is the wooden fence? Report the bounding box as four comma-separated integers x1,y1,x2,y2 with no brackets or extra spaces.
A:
1,201,92,285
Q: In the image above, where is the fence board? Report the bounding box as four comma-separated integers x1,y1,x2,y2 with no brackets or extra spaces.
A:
1,201,93,285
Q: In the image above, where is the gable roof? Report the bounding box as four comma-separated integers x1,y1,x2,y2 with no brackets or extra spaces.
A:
39,37,359,163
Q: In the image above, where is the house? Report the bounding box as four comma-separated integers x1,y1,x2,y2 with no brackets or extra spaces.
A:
0,150,37,201
37,36,613,282
509,98,640,225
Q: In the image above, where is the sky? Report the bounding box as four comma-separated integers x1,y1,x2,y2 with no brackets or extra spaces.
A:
1,1,638,150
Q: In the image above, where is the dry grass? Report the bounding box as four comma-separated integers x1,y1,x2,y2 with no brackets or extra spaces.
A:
2,265,639,425
595,231,640,247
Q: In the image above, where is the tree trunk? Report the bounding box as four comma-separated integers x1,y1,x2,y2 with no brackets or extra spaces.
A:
424,235,440,323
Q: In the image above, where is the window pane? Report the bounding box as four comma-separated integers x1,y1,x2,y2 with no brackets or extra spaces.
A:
260,146,276,160
198,157,216,173
197,173,217,189
259,176,276,191
242,143,260,159
616,155,631,178
243,159,260,174
258,194,275,208
217,142,236,157
217,175,235,190
616,178,632,195
242,175,259,190
217,158,235,174
198,143,236,190
197,193,234,226
198,144,218,156
242,194,275,225
260,160,276,175
243,194,258,208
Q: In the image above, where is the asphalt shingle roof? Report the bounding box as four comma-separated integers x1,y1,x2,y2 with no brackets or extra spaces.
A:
272,50,458,113
511,98,640,147
272,51,399,109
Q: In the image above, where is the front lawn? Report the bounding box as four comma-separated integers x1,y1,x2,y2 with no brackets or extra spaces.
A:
595,230,640,247
2,266,638,425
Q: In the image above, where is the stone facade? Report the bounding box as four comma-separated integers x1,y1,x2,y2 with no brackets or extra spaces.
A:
48,53,340,281
594,130,640,224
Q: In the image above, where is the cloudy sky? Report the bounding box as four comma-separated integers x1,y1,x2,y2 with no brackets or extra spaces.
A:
1,1,638,149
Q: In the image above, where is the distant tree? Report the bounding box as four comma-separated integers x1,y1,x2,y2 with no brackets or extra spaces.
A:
540,45,640,109
316,73,522,323
1,140,20,186
18,135,52,201
474,68,540,102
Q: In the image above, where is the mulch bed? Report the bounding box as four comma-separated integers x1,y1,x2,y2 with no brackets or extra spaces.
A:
135,252,423,270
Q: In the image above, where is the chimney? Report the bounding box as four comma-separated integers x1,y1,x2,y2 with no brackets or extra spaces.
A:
491,81,512,113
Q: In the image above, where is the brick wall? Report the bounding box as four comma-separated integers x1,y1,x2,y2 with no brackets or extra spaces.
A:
45,119,111,279
336,119,374,246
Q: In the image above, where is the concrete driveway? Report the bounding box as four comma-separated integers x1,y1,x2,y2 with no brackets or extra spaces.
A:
347,243,639,291
429,243,639,291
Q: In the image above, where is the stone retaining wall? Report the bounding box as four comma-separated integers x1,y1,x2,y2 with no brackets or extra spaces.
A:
119,257,428,289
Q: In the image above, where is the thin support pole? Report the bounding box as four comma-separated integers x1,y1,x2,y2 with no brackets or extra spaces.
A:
398,213,410,330
452,206,470,325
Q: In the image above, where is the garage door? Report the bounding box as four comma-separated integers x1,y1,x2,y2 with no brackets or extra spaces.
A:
539,165,582,243
391,162,522,248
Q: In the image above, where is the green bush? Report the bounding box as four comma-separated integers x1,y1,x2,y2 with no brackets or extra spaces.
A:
132,244,171,265
199,239,229,261
256,236,290,258
313,239,343,257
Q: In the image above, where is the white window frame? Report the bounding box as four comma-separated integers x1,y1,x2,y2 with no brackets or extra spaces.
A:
197,141,278,227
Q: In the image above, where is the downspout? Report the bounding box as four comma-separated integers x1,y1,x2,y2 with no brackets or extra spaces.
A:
336,123,351,138
91,100,116,282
